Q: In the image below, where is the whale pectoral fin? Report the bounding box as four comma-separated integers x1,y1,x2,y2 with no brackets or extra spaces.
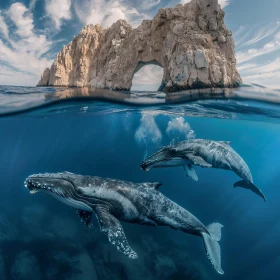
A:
77,210,93,228
187,154,212,168
95,206,138,259
183,165,198,182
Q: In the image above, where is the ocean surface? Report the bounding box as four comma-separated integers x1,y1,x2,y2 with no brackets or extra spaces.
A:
0,85,280,280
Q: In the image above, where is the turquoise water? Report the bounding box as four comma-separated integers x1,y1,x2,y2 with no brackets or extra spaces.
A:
0,85,280,279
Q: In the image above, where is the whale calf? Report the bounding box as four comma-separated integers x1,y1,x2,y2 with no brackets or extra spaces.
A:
24,172,224,274
141,139,266,202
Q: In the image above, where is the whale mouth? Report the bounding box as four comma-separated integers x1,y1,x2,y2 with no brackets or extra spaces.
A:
140,163,151,171
26,184,41,194
24,174,79,207
141,147,175,171
24,172,95,212
25,176,49,194
24,175,71,196
25,173,64,190
141,157,173,170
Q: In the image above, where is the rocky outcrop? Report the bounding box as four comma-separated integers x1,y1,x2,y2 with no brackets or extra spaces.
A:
37,68,50,87
0,204,209,280
11,251,42,280
37,0,242,92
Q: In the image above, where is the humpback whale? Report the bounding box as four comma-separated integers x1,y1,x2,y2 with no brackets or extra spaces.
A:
24,172,224,274
141,139,266,202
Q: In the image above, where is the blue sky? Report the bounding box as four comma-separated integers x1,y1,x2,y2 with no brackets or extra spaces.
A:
0,0,280,89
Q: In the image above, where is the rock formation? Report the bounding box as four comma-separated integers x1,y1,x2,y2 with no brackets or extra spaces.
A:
37,0,242,92
11,251,42,280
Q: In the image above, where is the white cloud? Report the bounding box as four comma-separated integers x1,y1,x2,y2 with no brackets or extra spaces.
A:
73,0,146,28
140,0,161,10
135,113,162,145
237,63,257,72
6,3,34,37
239,58,280,75
0,65,44,86
29,0,37,11
241,71,280,89
0,2,55,86
218,0,230,8
236,38,280,64
238,58,280,89
45,0,72,29
180,0,190,4
0,13,9,40
243,24,280,47
234,21,280,88
234,22,280,50
166,117,196,140
132,65,163,91
181,0,230,8
234,26,255,48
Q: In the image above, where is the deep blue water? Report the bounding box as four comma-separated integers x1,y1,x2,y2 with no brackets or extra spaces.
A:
0,86,280,280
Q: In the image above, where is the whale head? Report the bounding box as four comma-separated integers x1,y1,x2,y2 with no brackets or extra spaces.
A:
24,172,93,212
141,146,178,171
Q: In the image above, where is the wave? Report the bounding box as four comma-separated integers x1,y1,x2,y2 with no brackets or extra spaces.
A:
1,84,280,122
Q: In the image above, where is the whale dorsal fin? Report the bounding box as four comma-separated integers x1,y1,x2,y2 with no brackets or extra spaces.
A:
145,182,162,190
219,141,231,146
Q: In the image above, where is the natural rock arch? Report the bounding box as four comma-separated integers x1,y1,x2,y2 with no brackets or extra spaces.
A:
131,60,164,91
133,60,163,77
38,0,242,92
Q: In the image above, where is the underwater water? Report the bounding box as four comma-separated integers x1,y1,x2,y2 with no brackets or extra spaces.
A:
0,85,280,280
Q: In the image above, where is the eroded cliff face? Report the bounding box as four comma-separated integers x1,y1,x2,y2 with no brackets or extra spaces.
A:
37,0,242,92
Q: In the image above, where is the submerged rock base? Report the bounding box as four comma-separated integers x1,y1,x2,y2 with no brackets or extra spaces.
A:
37,0,242,92
0,204,210,280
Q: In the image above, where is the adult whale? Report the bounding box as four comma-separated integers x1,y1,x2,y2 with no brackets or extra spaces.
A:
24,172,224,274
141,139,266,202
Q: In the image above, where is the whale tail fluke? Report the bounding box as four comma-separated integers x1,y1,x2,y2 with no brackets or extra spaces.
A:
234,180,266,202
202,223,224,275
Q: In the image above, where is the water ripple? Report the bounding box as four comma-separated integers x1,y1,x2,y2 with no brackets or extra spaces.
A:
1,84,280,122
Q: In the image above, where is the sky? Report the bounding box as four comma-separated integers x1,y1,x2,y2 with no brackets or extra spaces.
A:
0,0,280,89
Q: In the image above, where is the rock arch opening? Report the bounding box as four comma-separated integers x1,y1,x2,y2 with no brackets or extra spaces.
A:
131,60,164,92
